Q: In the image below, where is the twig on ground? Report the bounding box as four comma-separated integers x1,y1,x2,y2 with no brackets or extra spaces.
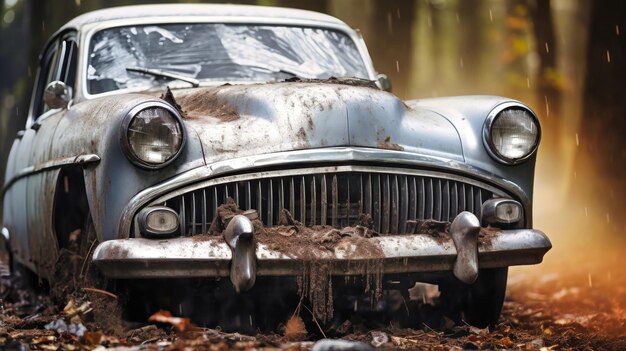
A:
302,303,327,339
82,287,118,299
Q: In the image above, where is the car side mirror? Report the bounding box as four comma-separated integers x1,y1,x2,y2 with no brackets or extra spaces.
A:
43,81,71,109
376,73,392,92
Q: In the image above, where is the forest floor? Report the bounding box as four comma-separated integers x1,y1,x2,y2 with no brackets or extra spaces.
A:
1,250,625,351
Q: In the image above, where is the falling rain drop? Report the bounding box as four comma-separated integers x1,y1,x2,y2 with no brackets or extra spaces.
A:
489,9,493,22
575,133,579,147
396,60,400,73
606,50,611,63
606,213,611,224
455,13,460,24
526,78,530,88
544,96,549,116
460,57,464,68
616,25,620,35
545,42,550,53
588,273,593,288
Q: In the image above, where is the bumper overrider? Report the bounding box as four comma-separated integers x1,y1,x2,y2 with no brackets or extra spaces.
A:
93,211,550,291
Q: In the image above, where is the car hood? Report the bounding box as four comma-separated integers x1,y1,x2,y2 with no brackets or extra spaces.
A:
172,82,463,165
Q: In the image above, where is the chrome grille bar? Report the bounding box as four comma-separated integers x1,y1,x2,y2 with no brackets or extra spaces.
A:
156,167,504,236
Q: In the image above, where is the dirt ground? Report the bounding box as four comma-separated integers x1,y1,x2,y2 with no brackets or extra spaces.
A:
1,248,624,351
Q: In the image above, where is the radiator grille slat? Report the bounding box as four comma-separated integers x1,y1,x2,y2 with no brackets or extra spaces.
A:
331,175,338,228
321,176,328,226
381,174,390,234
399,176,408,233
166,171,498,236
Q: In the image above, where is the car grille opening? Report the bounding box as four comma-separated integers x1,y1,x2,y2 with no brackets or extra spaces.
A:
158,169,501,236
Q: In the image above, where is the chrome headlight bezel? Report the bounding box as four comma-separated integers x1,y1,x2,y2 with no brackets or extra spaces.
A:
121,101,186,170
482,102,541,165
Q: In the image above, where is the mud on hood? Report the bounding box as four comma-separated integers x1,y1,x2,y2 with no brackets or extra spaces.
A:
172,82,463,165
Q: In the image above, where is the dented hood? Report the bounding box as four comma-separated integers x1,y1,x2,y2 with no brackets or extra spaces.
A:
173,82,463,165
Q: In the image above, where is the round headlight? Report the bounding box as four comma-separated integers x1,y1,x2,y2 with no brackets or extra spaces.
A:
483,104,540,164
122,102,185,169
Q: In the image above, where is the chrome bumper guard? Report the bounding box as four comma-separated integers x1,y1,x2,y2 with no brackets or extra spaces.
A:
92,225,551,280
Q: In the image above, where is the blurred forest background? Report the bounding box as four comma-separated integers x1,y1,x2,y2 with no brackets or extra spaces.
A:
0,0,625,269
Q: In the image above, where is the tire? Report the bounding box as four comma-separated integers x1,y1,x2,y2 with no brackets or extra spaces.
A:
440,267,508,328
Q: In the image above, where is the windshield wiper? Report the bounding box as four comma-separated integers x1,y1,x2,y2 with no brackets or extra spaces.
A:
126,67,200,87
242,64,311,79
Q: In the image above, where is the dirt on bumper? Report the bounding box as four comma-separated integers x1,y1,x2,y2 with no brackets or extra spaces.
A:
92,226,550,279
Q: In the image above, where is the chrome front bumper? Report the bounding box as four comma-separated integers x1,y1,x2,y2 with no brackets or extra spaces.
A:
92,226,551,280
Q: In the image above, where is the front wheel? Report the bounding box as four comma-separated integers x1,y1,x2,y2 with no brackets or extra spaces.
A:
440,267,508,328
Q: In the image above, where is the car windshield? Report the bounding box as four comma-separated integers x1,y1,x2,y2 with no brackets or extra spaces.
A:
87,23,369,95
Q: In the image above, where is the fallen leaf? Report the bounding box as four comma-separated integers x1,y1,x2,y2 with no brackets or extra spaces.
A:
31,336,57,344
148,310,192,332
82,331,103,345
370,330,388,347
469,325,489,335
498,336,514,348
284,315,307,340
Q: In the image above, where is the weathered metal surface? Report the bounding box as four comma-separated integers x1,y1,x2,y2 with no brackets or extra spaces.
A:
407,97,539,223
173,84,464,167
449,212,481,284
120,147,534,239
92,228,551,279
222,215,256,292
2,154,100,195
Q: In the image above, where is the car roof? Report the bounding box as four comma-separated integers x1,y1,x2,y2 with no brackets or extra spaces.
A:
61,3,346,31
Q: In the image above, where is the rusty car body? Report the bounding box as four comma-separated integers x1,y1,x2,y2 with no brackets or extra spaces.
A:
2,4,551,328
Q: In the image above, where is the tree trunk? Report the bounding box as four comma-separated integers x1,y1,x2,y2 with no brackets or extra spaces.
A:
580,0,626,232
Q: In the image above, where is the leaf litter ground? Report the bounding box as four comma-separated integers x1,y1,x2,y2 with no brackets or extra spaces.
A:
2,250,625,351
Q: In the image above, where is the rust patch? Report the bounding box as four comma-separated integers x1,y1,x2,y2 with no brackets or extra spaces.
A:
175,89,240,122
479,226,501,249
377,135,404,151
160,86,184,116
296,127,307,142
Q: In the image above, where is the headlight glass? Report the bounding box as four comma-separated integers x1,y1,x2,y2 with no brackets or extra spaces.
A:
489,108,539,162
127,107,183,166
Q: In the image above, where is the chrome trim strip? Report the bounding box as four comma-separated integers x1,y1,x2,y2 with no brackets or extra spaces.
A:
118,147,533,238
2,153,101,196
149,165,508,205
92,228,551,279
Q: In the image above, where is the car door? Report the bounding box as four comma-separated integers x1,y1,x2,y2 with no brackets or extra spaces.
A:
4,38,61,272
3,32,78,274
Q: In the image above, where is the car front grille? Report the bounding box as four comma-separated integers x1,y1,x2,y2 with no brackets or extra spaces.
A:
155,166,506,236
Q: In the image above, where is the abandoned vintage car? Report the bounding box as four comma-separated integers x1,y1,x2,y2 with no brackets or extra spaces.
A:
2,4,551,328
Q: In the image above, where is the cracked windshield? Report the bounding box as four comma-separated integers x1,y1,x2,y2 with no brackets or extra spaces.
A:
87,24,369,94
